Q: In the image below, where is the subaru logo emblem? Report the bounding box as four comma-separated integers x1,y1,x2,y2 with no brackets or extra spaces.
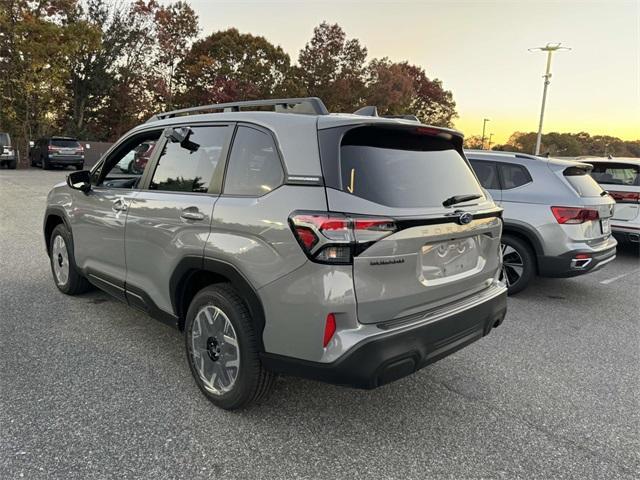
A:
458,212,473,225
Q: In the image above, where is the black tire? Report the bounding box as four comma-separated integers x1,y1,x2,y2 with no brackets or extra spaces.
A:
8,160,16,169
49,224,92,295
185,284,275,410
500,234,535,295
75,164,83,171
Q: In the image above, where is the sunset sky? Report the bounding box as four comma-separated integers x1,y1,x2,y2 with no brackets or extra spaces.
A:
184,0,638,143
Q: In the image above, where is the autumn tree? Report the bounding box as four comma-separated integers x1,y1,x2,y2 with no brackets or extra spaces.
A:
365,58,457,127
296,22,368,112
0,0,78,165
463,135,485,149
152,0,199,109
174,28,293,107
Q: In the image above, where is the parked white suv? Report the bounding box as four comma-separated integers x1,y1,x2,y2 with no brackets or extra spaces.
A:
582,157,640,245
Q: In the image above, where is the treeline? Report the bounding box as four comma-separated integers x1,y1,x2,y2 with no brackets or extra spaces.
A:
465,132,640,157
0,0,457,165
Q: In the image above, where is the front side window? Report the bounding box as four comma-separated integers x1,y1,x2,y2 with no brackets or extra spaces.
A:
470,160,500,190
150,126,230,193
96,133,161,189
224,126,283,196
498,163,532,190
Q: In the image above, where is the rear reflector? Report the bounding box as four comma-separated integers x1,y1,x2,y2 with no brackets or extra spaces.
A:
607,191,640,204
574,253,591,259
551,206,599,224
323,313,337,347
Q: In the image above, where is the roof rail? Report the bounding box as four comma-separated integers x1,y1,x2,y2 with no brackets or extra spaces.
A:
147,97,329,122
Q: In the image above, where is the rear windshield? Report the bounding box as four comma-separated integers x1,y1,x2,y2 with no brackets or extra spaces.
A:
51,139,80,148
339,128,483,208
589,162,639,187
564,167,604,197
0,133,9,146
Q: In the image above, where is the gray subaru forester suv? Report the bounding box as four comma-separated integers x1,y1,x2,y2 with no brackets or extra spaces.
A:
44,98,507,409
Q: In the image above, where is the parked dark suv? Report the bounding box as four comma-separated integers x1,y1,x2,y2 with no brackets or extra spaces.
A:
31,136,84,170
44,98,507,409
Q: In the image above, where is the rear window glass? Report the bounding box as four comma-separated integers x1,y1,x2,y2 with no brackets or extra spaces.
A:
0,133,9,146
564,167,604,197
51,139,80,148
589,163,639,186
340,128,483,208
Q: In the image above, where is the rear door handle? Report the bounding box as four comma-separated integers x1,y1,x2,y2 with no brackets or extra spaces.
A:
112,198,128,212
180,207,205,221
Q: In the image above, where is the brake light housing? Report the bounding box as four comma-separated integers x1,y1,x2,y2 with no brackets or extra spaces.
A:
607,191,640,204
289,211,397,264
551,206,600,224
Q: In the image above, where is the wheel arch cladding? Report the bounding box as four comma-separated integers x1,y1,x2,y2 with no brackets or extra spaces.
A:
170,256,267,350
43,208,69,256
501,224,540,273
502,222,544,256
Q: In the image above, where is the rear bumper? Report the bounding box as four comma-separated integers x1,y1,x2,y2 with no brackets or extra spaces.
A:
612,223,640,243
538,241,617,278
0,155,16,162
261,287,507,389
48,156,83,164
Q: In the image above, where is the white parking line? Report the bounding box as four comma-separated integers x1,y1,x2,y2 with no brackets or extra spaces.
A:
600,269,639,285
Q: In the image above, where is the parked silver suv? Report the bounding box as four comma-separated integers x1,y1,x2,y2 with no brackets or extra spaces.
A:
44,98,507,409
466,150,617,294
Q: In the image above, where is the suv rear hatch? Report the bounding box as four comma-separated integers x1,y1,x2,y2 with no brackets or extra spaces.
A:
552,162,616,240
313,124,502,325
588,162,640,224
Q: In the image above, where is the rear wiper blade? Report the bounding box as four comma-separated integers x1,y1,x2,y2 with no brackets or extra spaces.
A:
442,194,482,207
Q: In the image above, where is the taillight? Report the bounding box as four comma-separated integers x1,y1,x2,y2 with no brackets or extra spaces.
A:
608,191,640,204
551,206,600,224
48,145,56,151
289,211,397,264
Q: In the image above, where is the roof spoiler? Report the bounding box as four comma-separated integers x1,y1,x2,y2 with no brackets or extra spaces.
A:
353,106,419,122
147,97,329,122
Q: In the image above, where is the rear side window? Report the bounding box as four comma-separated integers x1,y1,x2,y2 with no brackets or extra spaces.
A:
224,126,284,196
498,163,532,190
564,166,604,197
51,139,80,148
589,162,639,186
470,160,500,189
339,128,483,208
150,126,229,193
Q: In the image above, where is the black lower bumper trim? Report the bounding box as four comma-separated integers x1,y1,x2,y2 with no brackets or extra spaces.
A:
538,245,616,278
261,290,507,389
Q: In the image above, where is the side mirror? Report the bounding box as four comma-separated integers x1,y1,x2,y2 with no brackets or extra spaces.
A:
67,170,92,193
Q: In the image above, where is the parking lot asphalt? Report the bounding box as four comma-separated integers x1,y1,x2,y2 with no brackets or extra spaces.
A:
1,168,639,480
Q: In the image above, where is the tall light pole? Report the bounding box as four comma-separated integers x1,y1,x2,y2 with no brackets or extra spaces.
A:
488,133,494,150
481,118,490,150
529,43,571,155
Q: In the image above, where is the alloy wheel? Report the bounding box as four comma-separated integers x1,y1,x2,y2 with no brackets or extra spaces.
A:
51,235,69,286
190,305,240,396
501,243,525,288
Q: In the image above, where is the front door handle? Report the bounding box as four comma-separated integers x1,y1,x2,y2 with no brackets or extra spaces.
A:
180,207,205,221
112,198,128,212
